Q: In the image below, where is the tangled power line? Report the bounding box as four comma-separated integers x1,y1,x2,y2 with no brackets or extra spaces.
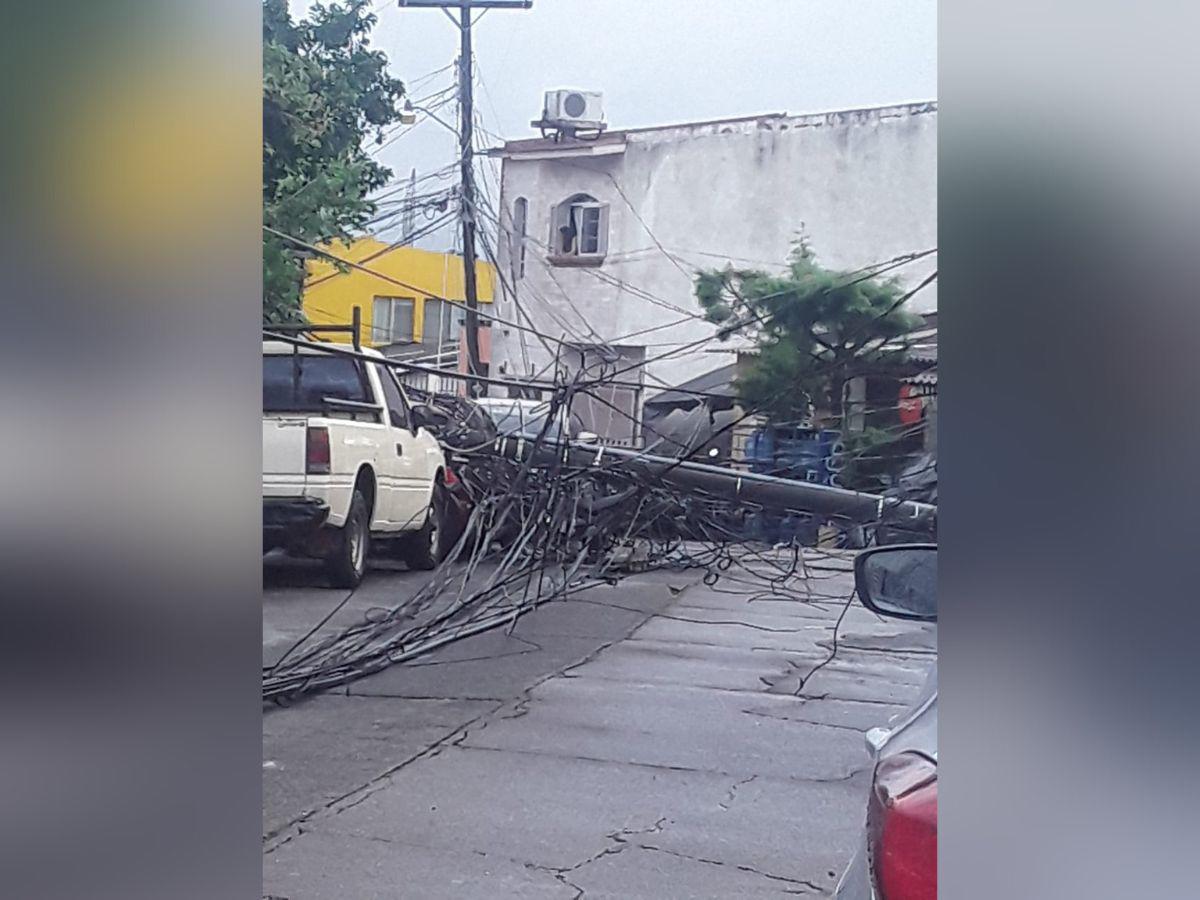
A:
263,23,939,702
262,301,936,703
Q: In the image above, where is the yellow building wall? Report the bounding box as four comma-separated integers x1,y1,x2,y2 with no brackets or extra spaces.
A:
302,237,496,348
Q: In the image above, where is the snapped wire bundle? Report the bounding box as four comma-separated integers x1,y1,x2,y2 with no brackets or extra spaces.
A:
262,223,936,704
262,352,935,703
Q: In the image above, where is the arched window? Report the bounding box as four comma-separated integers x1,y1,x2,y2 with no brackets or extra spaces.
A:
511,197,528,279
550,193,609,265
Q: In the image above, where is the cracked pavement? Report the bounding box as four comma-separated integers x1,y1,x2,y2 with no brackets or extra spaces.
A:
263,552,934,898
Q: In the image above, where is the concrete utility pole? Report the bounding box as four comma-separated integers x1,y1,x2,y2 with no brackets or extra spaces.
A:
456,9,482,396
399,1,533,397
497,438,938,536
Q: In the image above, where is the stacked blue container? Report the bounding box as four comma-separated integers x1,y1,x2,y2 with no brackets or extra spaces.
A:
741,425,843,546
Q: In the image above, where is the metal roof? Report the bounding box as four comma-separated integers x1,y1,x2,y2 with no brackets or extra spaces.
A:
645,363,738,407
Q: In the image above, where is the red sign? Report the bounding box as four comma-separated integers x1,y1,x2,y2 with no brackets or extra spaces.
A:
898,384,922,425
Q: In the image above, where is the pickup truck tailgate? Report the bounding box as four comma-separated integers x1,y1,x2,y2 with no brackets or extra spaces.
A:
263,416,308,495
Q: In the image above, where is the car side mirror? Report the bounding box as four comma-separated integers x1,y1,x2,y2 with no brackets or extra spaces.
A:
854,543,937,622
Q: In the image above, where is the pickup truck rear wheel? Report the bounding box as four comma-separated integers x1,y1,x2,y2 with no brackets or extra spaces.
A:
325,488,370,588
402,485,444,571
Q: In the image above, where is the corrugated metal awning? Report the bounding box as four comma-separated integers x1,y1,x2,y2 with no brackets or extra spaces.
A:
908,369,938,386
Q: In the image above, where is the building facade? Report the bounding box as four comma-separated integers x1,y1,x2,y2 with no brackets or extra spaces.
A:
303,236,496,365
488,102,937,445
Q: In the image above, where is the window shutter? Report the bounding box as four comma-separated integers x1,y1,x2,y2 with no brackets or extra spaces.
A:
597,204,610,257
570,204,584,254
551,201,568,253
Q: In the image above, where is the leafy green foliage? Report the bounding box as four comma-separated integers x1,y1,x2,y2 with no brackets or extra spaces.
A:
696,241,921,427
836,427,910,495
263,0,405,322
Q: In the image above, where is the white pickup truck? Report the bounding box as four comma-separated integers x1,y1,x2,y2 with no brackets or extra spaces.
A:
262,340,449,587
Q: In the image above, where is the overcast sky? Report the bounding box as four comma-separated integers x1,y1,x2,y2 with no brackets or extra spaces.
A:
288,0,937,247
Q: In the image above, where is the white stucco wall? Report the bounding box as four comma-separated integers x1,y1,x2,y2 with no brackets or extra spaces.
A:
491,102,937,426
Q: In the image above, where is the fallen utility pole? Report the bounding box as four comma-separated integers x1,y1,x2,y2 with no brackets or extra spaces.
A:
495,437,937,535
260,328,934,532
399,1,533,398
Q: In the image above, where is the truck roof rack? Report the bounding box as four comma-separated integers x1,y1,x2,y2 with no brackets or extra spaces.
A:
267,306,362,351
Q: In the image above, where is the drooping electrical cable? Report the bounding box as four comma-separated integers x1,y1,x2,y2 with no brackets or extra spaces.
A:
261,306,936,705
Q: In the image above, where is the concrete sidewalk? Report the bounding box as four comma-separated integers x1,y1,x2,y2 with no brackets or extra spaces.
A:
263,557,934,898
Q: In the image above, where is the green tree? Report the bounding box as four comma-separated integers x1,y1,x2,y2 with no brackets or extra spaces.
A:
696,241,925,489
263,0,405,323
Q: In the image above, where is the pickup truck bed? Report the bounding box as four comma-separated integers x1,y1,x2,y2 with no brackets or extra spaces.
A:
262,341,449,586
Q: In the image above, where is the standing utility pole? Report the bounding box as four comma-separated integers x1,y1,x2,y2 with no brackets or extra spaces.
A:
399,1,532,397
456,8,482,396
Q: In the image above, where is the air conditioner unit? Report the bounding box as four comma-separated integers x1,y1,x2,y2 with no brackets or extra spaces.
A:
542,89,605,131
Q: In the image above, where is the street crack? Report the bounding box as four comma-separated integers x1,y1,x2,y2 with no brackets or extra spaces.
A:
635,843,823,894
719,774,758,810
500,697,533,720
741,707,870,733
524,816,671,897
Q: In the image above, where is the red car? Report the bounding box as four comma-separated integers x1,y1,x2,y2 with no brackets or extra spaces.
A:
834,544,937,900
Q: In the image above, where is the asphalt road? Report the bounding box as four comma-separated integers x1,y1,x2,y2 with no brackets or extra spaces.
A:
263,551,935,898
